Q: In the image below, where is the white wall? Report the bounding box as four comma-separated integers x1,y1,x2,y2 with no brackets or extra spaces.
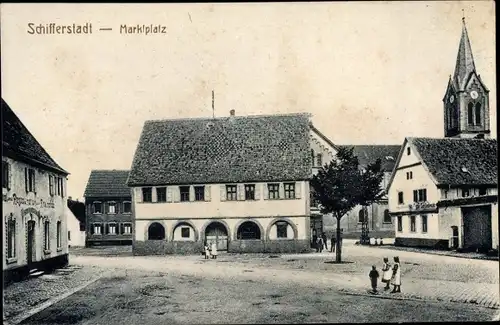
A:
3,157,68,271
268,223,294,239
492,203,499,250
66,209,85,247
395,213,439,239
133,181,308,219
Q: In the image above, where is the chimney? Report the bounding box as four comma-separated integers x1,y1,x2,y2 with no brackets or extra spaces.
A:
229,109,235,116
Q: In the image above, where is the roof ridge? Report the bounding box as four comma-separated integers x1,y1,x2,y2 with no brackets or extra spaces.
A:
144,112,311,124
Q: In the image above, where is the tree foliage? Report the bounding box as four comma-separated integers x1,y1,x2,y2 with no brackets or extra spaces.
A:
310,146,385,262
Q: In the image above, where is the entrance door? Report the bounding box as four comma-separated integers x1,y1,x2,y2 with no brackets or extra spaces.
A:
206,222,228,251
27,221,36,265
462,205,492,251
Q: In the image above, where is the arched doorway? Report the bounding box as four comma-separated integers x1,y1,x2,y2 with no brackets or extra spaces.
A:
205,222,229,251
148,222,165,240
237,221,261,240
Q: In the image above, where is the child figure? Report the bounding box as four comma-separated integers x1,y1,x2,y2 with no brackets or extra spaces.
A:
211,241,218,259
381,257,392,291
369,265,380,294
204,243,210,260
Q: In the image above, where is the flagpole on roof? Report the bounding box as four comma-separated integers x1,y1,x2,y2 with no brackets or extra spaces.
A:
212,90,215,119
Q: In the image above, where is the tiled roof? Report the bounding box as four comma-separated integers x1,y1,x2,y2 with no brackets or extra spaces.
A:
67,199,86,224
2,99,68,174
127,113,312,186
84,170,132,198
410,137,497,186
341,145,401,172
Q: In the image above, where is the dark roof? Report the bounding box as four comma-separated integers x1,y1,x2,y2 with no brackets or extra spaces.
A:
84,170,131,198
410,137,497,186
2,99,68,174
67,199,86,224
452,19,476,91
128,113,312,186
341,145,401,172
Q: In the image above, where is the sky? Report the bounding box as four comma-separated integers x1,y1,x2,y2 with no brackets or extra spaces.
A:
1,2,496,200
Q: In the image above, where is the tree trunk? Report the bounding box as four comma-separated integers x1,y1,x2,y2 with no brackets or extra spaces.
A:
336,216,342,263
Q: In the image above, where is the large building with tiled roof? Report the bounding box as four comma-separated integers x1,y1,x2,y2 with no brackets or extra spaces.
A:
83,170,133,246
322,145,401,239
128,111,315,254
2,99,70,285
388,18,498,252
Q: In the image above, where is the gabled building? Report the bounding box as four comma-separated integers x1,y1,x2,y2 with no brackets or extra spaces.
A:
67,197,86,247
2,99,70,284
323,145,401,239
128,111,312,254
388,137,497,251
387,18,498,252
83,170,133,246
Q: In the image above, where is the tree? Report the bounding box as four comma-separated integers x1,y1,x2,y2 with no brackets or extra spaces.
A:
310,146,384,262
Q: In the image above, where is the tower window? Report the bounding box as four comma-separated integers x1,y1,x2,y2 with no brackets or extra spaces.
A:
475,103,481,125
468,103,474,125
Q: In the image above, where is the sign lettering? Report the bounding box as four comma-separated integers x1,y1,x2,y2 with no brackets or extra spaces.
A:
3,194,55,209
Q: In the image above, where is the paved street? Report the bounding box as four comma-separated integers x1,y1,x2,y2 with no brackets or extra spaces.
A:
4,242,499,324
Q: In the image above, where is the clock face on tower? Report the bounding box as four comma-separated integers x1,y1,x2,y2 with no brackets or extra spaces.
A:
449,95,455,103
470,90,479,99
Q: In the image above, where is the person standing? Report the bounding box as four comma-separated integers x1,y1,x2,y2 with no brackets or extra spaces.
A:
369,265,380,294
211,241,218,259
330,235,336,253
381,257,391,290
204,243,210,260
390,256,401,293
317,236,324,253
322,232,328,251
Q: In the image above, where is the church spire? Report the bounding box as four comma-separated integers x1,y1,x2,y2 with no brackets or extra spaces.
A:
453,16,476,90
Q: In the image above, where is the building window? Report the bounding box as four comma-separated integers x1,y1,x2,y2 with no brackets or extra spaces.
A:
444,190,449,199
311,149,315,166
142,187,152,202
180,186,190,202
245,184,255,200
276,221,288,238
397,216,402,232
25,168,36,193
56,177,64,197
107,202,116,214
410,216,416,232
148,222,165,240
462,188,470,197
316,153,323,167
44,221,50,250
406,147,411,155
123,202,132,213
475,103,481,125
93,202,102,214
2,161,9,189
284,183,295,199
92,223,102,235
406,171,413,180
468,102,474,125
157,187,167,202
268,183,280,199
358,209,365,223
123,223,132,235
7,218,16,258
413,189,427,202
194,186,205,201
383,209,391,223
49,175,54,196
68,231,71,241
421,215,428,233
479,188,487,196
108,223,117,235
181,227,190,238
236,221,261,240
57,221,61,248
226,185,237,201
397,192,404,204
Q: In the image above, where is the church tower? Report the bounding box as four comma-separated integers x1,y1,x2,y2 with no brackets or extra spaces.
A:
443,17,490,139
